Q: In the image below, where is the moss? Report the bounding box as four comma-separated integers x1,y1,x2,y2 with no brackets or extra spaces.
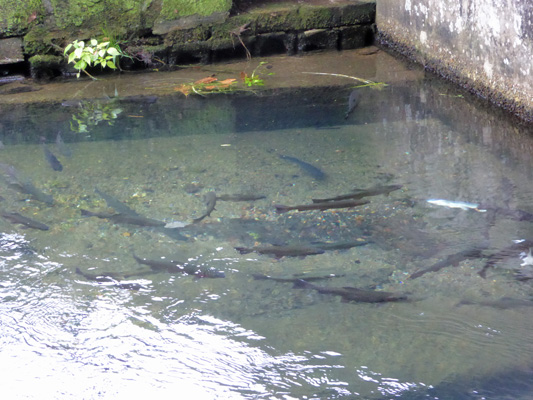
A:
0,0,45,36
48,0,149,30
28,54,63,68
164,25,211,46
23,25,62,55
159,0,231,20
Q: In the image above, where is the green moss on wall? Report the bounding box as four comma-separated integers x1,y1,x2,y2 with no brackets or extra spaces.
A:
0,0,44,36
48,0,150,30
159,0,231,20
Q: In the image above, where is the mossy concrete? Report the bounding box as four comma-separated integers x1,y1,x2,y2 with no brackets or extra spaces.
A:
0,0,375,79
376,0,533,122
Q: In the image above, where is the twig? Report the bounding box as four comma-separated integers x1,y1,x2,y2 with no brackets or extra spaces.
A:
301,72,373,84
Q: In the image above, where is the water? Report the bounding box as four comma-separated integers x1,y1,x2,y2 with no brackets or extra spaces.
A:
1,52,533,399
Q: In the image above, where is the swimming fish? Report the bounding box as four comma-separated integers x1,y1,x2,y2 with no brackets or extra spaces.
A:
312,184,402,203
94,187,140,216
235,244,325,258
1,211,49,231
42,144,63,171
293,279,409,303
0,163,54,205
478,240,533,278
75,268,149,290
279,154,326,180
456,297,533,310
216,193,266,201
132,253,225,278
55,132,72,158
309,240,370,251
193,191,217,223
275,199,369,213
252,273,344,283
80,209,166,227
427,199,485,211
410,248,485,279
344,89,361,119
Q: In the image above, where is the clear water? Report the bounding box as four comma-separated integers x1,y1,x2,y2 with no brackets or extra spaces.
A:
1,59,533,399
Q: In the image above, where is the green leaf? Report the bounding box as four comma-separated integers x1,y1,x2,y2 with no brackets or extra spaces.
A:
107,60,116,69
90,39,98,46
79,41,85,49
74,60,87,70
64,43,73,54
98,49,106,58
68,52,77,64
74,47,83,59
82,54,92,65
107,47,120,56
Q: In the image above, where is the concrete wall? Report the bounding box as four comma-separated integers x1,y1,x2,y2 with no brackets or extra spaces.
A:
376,0,533,122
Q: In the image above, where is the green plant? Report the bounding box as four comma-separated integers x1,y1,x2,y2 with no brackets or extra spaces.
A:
64,39,125,79
70,100,122,133
242,61,273,87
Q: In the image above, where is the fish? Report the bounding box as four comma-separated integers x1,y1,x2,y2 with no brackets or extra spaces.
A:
235,244,325,258
42,144,63,171
132,253,225,278
278,154,326,180
216,194,266,201
293,279,409,303
478,240,533,278
426,199,485,211
75,268,148,290
275,199,369,213
94,187,140,216
344,89,361,119
309,240,370,251
1,211,49,231
75,267,152,282
410,248,486,279
252,273,344,283
480,205,533,222
312,184,403,203
0,163,53,205
55,132,72,158
193,191,217,223
456,297,533,309
80,209,166,227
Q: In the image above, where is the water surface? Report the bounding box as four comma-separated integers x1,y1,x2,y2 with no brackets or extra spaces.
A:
1,52,533,399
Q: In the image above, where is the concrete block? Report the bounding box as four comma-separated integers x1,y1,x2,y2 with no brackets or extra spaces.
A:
0,37,24,65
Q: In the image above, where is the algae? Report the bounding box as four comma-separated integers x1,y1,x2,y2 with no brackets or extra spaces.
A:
159,0,232,20
0,0,45,36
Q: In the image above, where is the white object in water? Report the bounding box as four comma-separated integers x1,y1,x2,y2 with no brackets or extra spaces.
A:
426,199,486,212
521,248,533,267
164,220,189,229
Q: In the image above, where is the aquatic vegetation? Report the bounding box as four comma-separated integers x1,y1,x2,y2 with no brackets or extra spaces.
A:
63,38,127,79
174,76,237,97
302,71,387,89
173,62,272,97
241,61,273,87
70,100,122,133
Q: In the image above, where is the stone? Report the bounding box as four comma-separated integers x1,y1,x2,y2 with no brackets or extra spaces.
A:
297,29,339,52
339,25,374,50
0,37,24,65
253,32,296,56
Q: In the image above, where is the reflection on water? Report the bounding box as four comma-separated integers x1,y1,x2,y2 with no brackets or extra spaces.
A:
1,73,533,399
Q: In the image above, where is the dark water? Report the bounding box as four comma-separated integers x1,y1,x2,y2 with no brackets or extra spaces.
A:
1,68,533,399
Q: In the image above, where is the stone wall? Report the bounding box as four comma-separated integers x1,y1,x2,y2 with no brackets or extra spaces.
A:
376,0,533,122
0,0,375,80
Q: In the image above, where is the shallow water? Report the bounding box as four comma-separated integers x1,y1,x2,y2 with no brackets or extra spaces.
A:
1,54,533,399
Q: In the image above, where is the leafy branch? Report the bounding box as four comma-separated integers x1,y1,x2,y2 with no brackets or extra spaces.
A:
64,39,128,79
